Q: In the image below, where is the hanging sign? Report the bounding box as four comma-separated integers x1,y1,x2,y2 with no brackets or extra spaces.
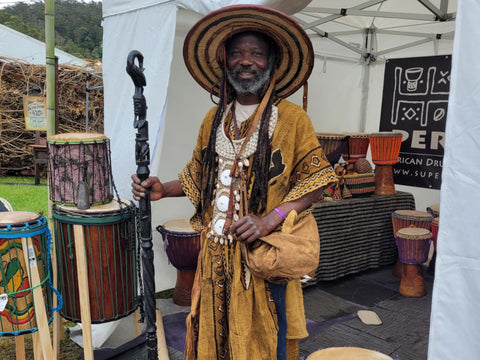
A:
379,55,451,190
23,96,47,131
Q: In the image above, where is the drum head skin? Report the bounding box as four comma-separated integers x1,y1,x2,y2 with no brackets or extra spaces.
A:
396,227,431,237
0,211,39,227
55,198,131,214
307,347,393,360
163,219,195,233
48,132,106,143
393,210,433,220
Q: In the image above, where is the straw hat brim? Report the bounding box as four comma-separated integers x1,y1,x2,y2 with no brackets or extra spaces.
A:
183,5,314,99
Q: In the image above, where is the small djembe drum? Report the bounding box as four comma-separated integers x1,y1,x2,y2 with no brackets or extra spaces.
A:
53,199,138,323
369,132,403,195
157,219,201,306
306,347,393,360
391,210,433,277
48,132,113,207
342,133,370,164
0,212,57,336
315,133,350,167
392,210,434,234
395,227,432,297
426,203,440,218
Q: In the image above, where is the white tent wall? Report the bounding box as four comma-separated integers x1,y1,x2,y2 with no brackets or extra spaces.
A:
103,0,454,289
150,9,208,290
0,23,86,65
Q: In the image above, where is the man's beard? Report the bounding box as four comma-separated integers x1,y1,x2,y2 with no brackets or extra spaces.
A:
226,63,273,96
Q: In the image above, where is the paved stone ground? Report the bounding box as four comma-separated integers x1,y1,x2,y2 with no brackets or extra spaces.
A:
107,264,433,360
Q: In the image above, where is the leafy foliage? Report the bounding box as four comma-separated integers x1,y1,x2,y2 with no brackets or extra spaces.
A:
0,0,102,59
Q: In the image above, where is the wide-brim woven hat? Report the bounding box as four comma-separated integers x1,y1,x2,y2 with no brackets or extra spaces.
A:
183,4,314,99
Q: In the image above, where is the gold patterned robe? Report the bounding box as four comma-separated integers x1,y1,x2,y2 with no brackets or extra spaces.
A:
179,99,336,360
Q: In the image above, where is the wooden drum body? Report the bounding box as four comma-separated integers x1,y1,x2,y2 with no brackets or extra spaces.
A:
342,133,370,164
157,219,201,306
53,199,138,323
395,227,432,297
369,132,403,195
0,212,53,335
48,132,113,207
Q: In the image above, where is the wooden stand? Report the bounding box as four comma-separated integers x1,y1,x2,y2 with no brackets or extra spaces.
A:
72,224,94,360
399,263,426,297
17,237,54,360
374,165,396,195
173,269,196,306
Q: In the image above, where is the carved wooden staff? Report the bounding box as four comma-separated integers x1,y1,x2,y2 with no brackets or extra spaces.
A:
126,50,159,360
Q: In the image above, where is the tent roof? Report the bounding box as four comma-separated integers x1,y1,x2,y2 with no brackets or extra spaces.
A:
0,23,87,66
294,0,456,62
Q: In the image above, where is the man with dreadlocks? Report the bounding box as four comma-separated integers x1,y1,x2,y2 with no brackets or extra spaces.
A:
132,5,337,360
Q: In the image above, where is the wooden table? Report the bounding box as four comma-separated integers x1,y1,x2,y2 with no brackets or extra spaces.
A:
307,191,415,284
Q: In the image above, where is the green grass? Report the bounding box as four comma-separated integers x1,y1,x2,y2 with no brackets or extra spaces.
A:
0,176,48,215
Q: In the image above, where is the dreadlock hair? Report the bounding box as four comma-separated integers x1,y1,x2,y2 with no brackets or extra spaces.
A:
199,31,279,218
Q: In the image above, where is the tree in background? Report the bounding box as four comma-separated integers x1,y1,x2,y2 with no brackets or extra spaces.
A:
0,0,102,60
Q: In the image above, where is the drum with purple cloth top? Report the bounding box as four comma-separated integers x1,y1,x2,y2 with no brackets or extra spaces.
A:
48,132,113,207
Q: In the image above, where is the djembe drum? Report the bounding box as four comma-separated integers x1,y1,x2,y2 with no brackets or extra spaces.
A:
342,133,370,164
157,219,201,306
53,199,138,323
391,210,433,234
391,210,433,277
315,133,350,166
369,132,403,195
306,347,393,360
0,212,56,335
426,203,440,218
48,132,113,207
395,227,432,297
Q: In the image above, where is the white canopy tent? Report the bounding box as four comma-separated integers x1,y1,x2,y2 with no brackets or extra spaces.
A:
102,0,453,290
101,1,480,358
0,23,86,65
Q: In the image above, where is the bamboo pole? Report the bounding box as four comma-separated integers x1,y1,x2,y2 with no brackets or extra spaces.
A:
45,0,55,136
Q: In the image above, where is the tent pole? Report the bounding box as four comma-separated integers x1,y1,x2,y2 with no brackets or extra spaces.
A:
360,57,371,133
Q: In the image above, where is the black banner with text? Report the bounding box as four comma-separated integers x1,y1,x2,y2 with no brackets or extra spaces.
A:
379,55,450,189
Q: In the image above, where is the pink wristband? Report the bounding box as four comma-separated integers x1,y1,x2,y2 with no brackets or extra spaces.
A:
274,207,287,219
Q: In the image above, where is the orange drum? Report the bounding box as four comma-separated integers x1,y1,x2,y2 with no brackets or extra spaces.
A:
157,219,201,306
315,133,350,166
342,133,370,164
369,132,403,165
391,210,433,234
306,347,393,360
369,132,403,195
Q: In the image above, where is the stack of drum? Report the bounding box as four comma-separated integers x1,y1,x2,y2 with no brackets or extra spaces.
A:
391,209,434,297
48,132,138,324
